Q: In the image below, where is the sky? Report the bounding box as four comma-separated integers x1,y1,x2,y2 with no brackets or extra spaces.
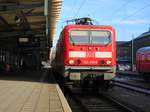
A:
53,0,150,46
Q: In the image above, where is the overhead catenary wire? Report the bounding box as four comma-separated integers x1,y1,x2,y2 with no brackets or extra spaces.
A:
70,0,79,18
112,1,131,17
122,3,150,20
73,0,87,18
111,1,150,26
83,1,132,23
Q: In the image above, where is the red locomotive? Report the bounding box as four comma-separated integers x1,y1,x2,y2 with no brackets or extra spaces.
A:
136,46,150,80
52,17,116,88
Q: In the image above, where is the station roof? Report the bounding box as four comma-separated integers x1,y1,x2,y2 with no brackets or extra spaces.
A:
0,0,62,47
136,31,150,40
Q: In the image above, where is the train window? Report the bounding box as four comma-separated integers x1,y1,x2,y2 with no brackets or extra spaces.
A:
142,55,145,61
70,30,89,44
146,54,150,61
91,31,111,44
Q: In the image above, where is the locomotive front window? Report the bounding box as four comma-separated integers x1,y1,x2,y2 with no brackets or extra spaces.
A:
70,30,111,45
70,30,89,44
91,31,111,44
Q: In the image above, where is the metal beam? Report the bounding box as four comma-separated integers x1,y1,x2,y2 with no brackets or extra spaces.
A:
0,16,13,31
0,29,45,38
25,9,35,15
11,21,46,26
25,12,44,16
20,47,49,51
0,2,44,13
0,2,17,6
15,11,31,30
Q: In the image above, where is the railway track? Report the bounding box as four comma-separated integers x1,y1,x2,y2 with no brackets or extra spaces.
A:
113,80,150,95
65,86,138,112
116,73,144,82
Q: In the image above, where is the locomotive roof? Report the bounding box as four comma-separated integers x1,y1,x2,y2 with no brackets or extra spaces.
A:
64,24,114,30
137,46,150,53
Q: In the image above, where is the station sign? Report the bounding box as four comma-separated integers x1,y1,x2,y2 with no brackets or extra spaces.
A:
18,38,29,43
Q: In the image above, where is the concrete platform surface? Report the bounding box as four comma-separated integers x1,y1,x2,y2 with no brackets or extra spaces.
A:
0,80,72,112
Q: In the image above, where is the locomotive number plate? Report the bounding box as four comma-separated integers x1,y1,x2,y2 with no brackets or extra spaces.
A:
70,73,80,80
83,60,98,64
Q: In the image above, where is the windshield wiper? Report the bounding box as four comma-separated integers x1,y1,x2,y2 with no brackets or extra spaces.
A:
70,36,75,45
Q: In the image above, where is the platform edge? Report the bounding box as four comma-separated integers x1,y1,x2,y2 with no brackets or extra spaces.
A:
56,84,72,112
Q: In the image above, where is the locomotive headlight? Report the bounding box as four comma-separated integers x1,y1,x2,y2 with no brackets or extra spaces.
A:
69,60,74,64
106,60,111,64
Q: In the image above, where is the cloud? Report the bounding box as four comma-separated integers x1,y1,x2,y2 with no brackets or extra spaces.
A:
111,19,150,25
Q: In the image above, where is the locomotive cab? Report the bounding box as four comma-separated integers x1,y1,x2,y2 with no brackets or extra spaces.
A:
54,18,116,88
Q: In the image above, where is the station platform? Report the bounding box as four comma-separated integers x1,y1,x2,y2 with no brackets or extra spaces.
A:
0,69,72,112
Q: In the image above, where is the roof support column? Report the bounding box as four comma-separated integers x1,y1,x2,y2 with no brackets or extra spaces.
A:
44,0,50,60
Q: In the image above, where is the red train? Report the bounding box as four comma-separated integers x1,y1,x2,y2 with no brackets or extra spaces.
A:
136,46,150,80
52,18,116,88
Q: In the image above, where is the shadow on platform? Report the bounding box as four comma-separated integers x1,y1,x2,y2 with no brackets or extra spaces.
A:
0,68,56,84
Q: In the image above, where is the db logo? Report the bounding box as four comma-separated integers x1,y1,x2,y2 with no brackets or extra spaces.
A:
86,52,95,57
